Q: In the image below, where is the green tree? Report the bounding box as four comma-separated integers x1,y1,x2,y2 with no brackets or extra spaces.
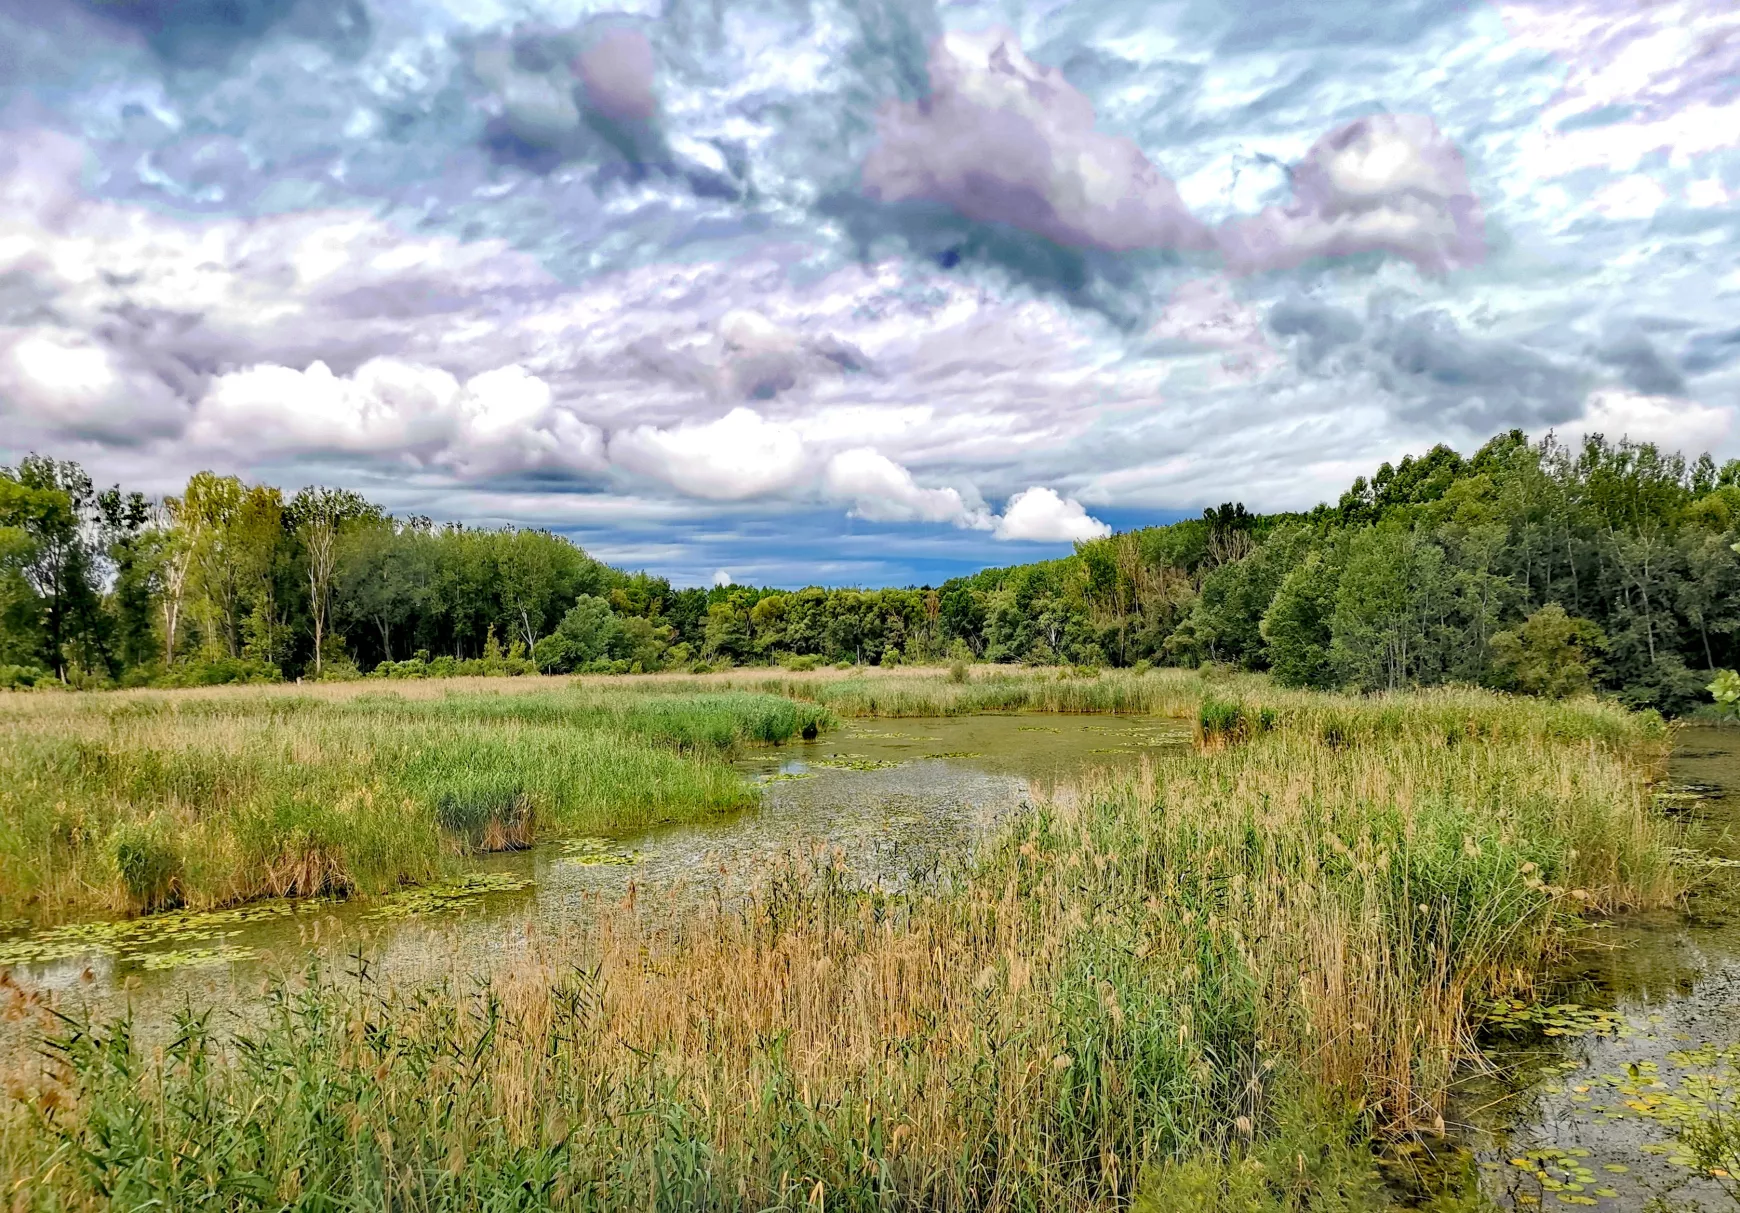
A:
289,487,379,675
1260,550,1338,688
534,596,621,672
1489,604,1608,698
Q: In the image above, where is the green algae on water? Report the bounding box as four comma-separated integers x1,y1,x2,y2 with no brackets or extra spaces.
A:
364,873,533,920
0,899,317,969
559,837,640,866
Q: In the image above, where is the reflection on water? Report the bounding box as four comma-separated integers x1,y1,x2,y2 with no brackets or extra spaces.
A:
1456,727,1740,1211
1,713,1187,1032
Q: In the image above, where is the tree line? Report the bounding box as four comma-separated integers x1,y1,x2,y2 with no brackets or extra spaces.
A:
3,430,1738,712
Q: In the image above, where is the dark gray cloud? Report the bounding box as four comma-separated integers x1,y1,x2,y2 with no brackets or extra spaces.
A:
1595,327,1686,396
1374,310,1587,429
75,0,369,64
1267,295,1588,430
1266,295,1362,369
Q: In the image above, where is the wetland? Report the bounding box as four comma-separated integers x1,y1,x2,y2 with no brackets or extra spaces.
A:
0,668,1734,1212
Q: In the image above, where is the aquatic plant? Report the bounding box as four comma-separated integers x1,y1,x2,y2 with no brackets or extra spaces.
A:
0,686,1676,1210
0,685,830,922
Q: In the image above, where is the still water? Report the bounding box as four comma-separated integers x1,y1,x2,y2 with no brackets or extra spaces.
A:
1,713,1187,1029
1457,727,1740,1210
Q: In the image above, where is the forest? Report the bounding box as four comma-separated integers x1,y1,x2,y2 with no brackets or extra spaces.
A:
3,428,1738,714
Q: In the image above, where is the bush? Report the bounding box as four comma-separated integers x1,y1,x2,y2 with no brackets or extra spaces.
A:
1490,604,1606,699
0,663,48,689
1197,696,1248,746
780,654,822,672
1711,669,1740,720
110,821,183,911
948,660,970,684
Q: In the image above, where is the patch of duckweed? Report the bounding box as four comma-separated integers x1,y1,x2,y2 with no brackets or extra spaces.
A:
135,945,257,971
0,899,315,968
1016,726,1059,733
813,754,905,771
364,873,534,920
923,751,981,759
758,771,815,784
1482,1000,1631,1039
558,837,640,866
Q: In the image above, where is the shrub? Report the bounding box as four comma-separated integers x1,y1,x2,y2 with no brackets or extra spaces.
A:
109,821,183,912
948,660,970,684
1490,604,1607,699
1197,696,1247,747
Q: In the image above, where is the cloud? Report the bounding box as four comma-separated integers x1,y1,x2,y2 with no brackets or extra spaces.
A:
0,327,186,442
1265,298,1587,431
822,448,991,528
1594,327,1686,397
577,28,658,124
608,407,809,500
1218,114,1486,274
994,487,1111,542
861,27,1210,253
188,358,607,476
1570,388,1734,454
712,568,732,587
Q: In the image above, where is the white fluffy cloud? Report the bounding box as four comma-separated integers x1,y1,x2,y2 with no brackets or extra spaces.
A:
190,358,606,476
1218,115,1486,274
1565,389,1734,453
608,407,810,500
822,447,991,528
994,487,1111,543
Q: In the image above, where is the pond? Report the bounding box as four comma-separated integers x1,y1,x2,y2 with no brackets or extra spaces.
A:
1454,727,1740,1210
0,712,1189,1032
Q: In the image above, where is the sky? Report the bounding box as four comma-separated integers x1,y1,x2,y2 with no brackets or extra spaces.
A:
0,0,1735,588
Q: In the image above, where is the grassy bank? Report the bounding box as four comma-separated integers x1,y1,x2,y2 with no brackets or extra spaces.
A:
0,685,831,922
2,686,1677,1210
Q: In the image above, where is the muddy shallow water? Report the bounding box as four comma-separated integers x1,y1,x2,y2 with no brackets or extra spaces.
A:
1455,727,1740,1211
1,713,1188,1030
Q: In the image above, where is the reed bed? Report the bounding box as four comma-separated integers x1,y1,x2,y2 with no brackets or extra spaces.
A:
0,687,832,922
1,688,1676,1211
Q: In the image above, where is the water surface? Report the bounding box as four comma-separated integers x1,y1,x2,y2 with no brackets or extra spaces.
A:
2,713,1187,1029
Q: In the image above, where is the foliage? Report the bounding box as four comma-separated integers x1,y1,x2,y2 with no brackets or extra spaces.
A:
1490,604,1608,699
3,434,1737,713
1711,669,1740,720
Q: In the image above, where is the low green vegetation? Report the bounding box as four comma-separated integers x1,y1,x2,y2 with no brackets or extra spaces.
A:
1,684,1678,1210
0,684,830,923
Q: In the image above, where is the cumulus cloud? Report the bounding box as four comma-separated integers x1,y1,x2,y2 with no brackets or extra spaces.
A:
994,487,1111,543
0,327,186,441
188,358,607,476
609,407,809,500
822,448,991,528
1218,114,1486,274
862,27,1209,253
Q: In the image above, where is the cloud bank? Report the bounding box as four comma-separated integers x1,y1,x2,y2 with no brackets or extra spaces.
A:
0,0,1735,586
